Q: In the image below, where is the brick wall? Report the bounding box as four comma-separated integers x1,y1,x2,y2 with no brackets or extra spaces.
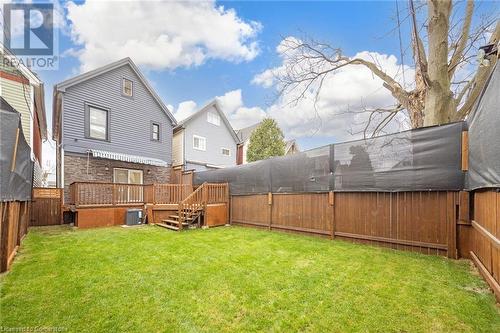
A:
63,153,170,203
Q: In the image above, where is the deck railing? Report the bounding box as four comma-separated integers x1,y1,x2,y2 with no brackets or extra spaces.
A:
69,182,228,209
152,184,192,204
69,182,194,207
177,182,229,229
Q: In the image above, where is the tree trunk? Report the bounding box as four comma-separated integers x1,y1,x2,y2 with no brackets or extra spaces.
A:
424,0,454,126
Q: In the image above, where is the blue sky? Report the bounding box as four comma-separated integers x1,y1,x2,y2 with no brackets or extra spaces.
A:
31,0,498,163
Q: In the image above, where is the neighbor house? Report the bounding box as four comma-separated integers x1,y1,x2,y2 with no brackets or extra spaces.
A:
0,44,47,186
172,100,239,171
235,122,299,165
52,58,177,202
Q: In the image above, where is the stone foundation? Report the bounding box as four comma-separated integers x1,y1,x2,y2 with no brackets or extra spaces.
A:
63,153,170,203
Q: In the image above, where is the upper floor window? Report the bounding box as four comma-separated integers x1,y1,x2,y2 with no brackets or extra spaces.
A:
122,78,133,97
207,111,220,126
221,148,230,156
152,123,160,141
193,135,206,151
88,105,109,140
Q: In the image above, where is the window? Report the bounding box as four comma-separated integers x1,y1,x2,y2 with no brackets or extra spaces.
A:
122,78,133,97
207,111,220,126
113,168,143,184
221,148,230,156
88,106,108,140
193,135,206,151
152,123,160,141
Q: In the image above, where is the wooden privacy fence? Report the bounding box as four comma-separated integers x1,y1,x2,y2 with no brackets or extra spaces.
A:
231,191,459,257
0,201,30,272
31,188,63,226
462,190,500,301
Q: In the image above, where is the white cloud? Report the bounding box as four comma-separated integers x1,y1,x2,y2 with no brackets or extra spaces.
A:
216,89,266,129
65,0,261,72
173,100,198,121
252,38,415,141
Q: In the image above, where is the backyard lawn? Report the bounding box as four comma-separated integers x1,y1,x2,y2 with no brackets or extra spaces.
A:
1,226,499,332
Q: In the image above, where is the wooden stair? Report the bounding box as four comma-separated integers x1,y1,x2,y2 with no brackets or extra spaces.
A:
157,208,203,231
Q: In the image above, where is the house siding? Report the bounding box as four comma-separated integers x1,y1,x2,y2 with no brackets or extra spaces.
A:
0,77,32,146
183,105,237,168
172,130,184,166
61,64,173,163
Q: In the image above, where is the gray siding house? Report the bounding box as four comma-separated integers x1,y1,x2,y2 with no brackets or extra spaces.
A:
173,100,239,171
52,58,177,201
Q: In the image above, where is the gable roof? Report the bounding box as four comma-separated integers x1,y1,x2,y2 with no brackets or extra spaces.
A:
175,100,240,143
0,43,47,140
54,57,176,125
0,43,42,85
235,121,261,143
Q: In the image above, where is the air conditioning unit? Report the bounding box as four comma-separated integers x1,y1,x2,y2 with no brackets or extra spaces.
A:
126,209,143,225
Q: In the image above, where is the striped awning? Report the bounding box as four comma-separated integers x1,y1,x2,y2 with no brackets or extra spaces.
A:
89,149,169,167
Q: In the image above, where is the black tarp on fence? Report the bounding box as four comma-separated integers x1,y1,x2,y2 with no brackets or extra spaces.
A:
467,63,500,190
0,98,33,201
195,122,465,194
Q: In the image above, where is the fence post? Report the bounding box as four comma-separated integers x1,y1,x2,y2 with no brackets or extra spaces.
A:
329,191,335,240
268,192,273,230
0,202,10,272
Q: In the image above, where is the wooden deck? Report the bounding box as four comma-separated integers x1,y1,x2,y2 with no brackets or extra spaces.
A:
68,182,229,229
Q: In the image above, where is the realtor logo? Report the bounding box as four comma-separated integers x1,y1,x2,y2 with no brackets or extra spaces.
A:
2,2,58,69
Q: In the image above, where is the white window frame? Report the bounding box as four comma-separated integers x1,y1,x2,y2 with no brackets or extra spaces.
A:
207,111,220,126
122,78,133,97
221,147,231,156
193,135,206,151
113,168,143,184
151,122,160,141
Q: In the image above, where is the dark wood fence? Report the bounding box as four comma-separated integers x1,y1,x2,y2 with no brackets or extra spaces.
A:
231,191,458,257
0,201,30,272
464,190,500,301
31,188,63,226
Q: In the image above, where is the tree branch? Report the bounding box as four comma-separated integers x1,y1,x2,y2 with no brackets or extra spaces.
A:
448,0,474,79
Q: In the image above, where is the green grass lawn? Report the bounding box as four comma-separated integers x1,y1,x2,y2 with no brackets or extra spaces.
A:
1,225,499,332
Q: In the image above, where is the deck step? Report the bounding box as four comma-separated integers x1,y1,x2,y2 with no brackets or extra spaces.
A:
169,215,194,221
162,219,189,226
156,223,179,231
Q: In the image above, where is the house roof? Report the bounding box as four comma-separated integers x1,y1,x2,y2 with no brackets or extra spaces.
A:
175,99,240,144
53,58,177,140
0,43,47,140
285,139,299,154
235,122,261,143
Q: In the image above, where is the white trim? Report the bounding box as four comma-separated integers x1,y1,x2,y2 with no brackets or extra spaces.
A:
221,147,231,156
29,85,34,158
122,78,133,97
193,135,206,151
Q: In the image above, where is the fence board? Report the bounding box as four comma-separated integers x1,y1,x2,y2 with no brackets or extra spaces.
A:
31,188,62,226
0,201,30,272
231,191,455,256
469,190,500,300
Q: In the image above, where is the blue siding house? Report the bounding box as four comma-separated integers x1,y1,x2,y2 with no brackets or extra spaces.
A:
52,58,177,201
172,100,240,171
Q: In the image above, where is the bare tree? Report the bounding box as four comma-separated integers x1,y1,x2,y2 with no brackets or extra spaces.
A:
276,0,499,137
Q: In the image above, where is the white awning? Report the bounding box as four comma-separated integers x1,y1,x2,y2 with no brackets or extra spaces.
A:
89,149,169,167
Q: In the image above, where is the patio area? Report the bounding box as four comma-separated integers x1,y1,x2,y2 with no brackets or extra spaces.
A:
1,225,498,332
